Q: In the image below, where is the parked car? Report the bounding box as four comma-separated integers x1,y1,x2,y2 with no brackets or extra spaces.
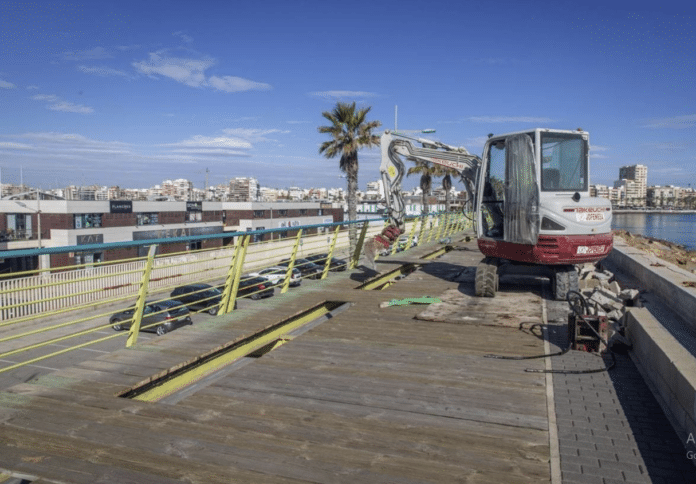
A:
397,234,418,250
171,283,222,315
235,276,275,300
248,266,302,287
305,254,348,272
278,258,323,279
110,300,192,336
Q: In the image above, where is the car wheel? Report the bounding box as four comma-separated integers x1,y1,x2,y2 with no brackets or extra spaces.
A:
250,293,261,300
156,325,167,336
112,319,123,331
208,306,219,315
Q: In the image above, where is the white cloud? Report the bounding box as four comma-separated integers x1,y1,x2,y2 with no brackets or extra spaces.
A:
309,90,379,99
468,116,555,123
31,94,93,114
133,52,213,87
32,94,60,102
62,46,113,61
78,65,130,78
221,128,289,142
590,145,609,151
26,85,39,90
173,135,252,150
0,142,32,150
0,79,16,89
208,76,271,92
642,114,696,129
49,102,94,114
173,31,194,43
590,153,609,159
133,51,271,93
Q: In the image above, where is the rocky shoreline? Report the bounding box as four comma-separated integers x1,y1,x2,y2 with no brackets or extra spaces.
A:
613,229,696,273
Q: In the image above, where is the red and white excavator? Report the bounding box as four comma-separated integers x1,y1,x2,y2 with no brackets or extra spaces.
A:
376,128,613,300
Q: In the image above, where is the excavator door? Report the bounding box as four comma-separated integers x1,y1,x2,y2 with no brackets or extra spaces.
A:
478,132,539,245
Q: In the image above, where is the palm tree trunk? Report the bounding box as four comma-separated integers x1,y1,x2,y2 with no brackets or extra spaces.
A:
347,169,359,256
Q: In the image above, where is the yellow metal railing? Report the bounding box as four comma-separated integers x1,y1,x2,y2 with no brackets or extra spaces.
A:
0,213,471,374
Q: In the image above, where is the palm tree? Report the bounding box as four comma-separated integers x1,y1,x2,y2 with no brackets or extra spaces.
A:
408,162,438,215
318,102,381,255
438,166,459,212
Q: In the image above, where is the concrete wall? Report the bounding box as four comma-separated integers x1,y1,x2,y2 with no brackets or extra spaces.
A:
606,238,696,448
606,238,696,331
625,308,696,445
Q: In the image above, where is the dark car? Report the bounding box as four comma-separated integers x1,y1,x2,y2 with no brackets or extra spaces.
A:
305,254,348,272
234,276,275,300
171,283,222,315
278,258,323,279
110,299,192,336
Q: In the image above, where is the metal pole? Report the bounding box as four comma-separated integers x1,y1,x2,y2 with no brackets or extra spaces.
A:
36,188,42,249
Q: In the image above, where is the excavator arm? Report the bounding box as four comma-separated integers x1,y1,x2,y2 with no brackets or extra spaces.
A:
379,130,481,230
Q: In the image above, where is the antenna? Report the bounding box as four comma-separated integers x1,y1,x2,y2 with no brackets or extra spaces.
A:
205,168,209,200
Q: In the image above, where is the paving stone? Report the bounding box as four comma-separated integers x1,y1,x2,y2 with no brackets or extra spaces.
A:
561,470,605,484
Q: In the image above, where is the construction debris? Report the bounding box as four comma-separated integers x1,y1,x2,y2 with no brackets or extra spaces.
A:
569,262,644,354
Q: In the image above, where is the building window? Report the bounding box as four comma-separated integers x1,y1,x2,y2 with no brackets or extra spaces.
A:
187,241,202,251
136,213,159,226
4,214,32,240
277,209,288,216
74,213,102,229
253,210,265,218
300,209,307,215
75,252,102,267
318,209,323,216
187,212,202,222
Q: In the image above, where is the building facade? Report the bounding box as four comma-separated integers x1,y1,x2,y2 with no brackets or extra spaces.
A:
0,200,342,273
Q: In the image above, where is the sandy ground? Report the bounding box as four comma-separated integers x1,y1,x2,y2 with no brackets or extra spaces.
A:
614,229,696,274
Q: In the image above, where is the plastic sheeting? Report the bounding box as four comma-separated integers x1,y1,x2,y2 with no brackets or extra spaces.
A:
504,134,539,245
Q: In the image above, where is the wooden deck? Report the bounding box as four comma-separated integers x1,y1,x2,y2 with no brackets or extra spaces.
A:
0,238,553,483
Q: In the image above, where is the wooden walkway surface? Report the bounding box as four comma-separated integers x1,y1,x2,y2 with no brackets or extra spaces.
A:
0,237,553,483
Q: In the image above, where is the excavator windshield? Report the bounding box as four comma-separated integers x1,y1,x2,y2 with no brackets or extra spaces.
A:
540,133,587,191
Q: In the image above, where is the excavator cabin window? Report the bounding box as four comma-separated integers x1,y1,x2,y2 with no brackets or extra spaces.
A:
540,134,587,191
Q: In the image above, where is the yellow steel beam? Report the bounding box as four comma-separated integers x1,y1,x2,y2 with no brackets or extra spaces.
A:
129,302,339,403
127,245,158,348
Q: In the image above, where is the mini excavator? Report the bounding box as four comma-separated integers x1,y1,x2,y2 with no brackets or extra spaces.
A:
372,128,613,300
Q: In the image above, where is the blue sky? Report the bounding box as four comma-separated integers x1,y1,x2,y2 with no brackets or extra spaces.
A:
0,0,694,193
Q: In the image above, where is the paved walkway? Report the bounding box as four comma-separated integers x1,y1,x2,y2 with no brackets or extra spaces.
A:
546,302,695,483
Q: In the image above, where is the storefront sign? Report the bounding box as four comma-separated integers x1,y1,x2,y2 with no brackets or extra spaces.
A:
110,201,132,213
186,201,202,212
77,234,104,245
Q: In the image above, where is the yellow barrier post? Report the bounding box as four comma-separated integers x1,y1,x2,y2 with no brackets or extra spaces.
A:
127,245,157,348
426,214,437,243
350,221,370,269
444,212,453,237
405,217,418,251
321,225,341,280
418,215,427,246
219,237,245,315
390,218,400,255
451,212,458,236
226,235,250,309
281,229,303,294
